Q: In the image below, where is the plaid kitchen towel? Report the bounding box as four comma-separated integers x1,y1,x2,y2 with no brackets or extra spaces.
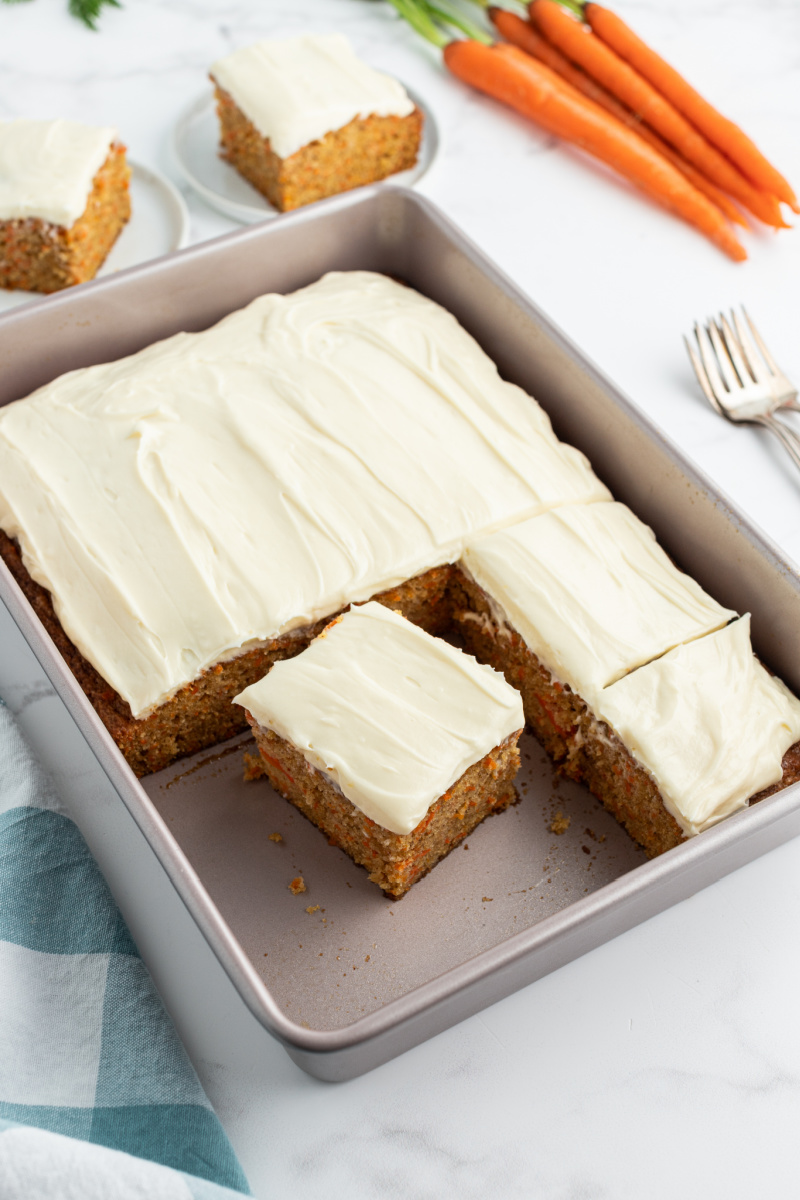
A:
0,697,250,1197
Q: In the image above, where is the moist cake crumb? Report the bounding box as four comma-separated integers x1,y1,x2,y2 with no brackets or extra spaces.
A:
243,751,267,781
550,811,571,835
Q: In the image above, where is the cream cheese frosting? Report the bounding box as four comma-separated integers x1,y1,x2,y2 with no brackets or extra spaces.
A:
462,501,735,706
210,34,415,160
0,119,116,227
234,602,524,835
0,270,609,718
594,616,800,836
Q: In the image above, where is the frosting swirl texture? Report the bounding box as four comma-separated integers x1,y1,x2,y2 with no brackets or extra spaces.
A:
0,271,608,717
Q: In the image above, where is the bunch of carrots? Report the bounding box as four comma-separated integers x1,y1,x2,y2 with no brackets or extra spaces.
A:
386,0,797,261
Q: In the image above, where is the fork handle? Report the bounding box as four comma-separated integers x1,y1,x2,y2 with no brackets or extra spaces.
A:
756,414,800,475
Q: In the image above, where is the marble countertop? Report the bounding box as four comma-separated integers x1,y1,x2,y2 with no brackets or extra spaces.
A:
3,0,800,1195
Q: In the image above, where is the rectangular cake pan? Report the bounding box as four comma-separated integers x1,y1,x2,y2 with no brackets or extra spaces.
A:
3,187,800,1082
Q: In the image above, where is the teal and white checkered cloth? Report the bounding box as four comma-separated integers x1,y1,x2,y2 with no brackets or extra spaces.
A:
0,697,250,1197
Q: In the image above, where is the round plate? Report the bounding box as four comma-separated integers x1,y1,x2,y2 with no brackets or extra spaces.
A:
172,85,439,224
0,160,191,312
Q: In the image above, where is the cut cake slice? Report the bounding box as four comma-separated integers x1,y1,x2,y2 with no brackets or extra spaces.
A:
210,34,422,212
455,501,735,768
0,119,131,293
234,601,524,897
591,616,800,846
451,501,800,854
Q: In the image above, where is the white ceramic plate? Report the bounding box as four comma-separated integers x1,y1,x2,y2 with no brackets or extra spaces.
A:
172,86,439,224
0,160,190,312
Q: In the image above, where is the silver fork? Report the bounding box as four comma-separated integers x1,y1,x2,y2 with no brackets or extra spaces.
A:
684,308,800,474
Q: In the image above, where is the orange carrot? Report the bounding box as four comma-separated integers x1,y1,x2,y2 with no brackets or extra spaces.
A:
489,8,747,227
528,0,787,228
585,3,799,213
442,39,746,260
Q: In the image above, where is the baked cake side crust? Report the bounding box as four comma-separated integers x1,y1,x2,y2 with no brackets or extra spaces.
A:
0,144,131,293
247,720,520,898
213,85,423,212
450,568,587,771
450,566,800,857
0,528,454,777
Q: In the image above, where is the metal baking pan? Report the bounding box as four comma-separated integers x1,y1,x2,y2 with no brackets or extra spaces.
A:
3,187,800,1082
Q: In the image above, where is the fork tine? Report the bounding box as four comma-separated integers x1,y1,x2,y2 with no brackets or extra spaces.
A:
684,334,724,416
731,308,771,385
741,306,779,375
718,312,751,385
707,316,740,392
695,320,729,406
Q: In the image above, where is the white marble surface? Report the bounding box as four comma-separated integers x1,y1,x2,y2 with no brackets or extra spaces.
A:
3,0,800,1196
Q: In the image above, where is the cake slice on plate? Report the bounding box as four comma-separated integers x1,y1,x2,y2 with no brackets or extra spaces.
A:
235,601,524,897
210,34,423,212
0,119,131,293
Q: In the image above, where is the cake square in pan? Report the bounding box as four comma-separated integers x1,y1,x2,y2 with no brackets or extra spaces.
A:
235,602,524,897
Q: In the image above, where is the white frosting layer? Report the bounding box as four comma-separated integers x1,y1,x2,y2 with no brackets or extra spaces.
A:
0,119,116,227
235,602,523,835
595,616,800,836
210,34,415,160
0,271,608,718
462,502,735,706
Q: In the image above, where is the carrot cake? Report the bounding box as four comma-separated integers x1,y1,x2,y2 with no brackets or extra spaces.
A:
4,262,796,856
235,602,524,897
0,119,131,293
0,271,608,775
210,34,423,211
453,501,800,855
590,616,800,849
